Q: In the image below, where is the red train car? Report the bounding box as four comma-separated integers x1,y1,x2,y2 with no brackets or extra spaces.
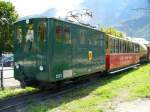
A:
106,35,140,71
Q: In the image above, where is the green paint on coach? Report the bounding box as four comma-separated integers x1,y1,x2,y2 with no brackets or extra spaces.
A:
14,18,106,84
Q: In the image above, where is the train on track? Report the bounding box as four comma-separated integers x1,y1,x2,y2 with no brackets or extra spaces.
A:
13,17,150,88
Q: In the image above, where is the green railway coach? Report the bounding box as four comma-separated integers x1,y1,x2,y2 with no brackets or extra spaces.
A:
14,17,106,87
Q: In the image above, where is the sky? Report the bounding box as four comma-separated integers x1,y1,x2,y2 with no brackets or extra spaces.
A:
8,0,84,17
7,0,148,26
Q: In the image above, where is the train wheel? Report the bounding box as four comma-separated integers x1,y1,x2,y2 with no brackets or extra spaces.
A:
20,80,36,88
20,80,26,88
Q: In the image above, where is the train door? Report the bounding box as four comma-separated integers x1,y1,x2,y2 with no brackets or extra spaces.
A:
71,25,79,77
22,19,37,78
52,21,72,80
62,24,73,79
35,19,49,81
23,19,48,80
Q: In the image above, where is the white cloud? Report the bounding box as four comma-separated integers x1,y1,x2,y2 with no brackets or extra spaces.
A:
9,0,84,17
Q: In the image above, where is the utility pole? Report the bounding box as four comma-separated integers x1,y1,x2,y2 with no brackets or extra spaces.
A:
0,58,4,90
0,12,9,90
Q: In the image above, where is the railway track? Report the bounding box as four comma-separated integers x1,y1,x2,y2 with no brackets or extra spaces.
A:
0,73,101,112
0,65,141,112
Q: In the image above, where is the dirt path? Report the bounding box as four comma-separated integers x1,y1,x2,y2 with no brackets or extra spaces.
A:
115,98,150,112
102,89,150,112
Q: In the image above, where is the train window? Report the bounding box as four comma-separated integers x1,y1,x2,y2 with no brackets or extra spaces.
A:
56,25,62,42
120,40,122,53
135,44,139,53
122,41,124,53
134,44,136,53
129,43,131,53
64,27,71,44
123,41,125,53
133,44,135,53
100,34,104,47
131,43,133,52
116,39,119,53
38,22,46,42
133,44,135,52
128,42,130,53
93,34,98,46
112,39,115,53
124,41,126,53
121,40,123,53
118,39,120,53
129,42,131,53
123,41,126,53
25,24,34,42
114,39,117,53
110,38,113,53
126,42,128,53
88,39,92,45
127,42,130,53
119,40,121,53
16,27,22,43
80,31,85,44
100,39,103,47
114,39,116,53
106,35,108,49
118,40,120,53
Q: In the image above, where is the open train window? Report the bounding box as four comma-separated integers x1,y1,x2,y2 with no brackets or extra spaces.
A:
120,40,122,53
110,38,113,53
127,42,129,53
124,41,127,53
80,31,85,44
100,34,104,47
114,39,117,53
133,43,137,53
122,40,124,53
93,34,98,46
116,39,119,53
112,38,115,53
25,24,34,42
119,40,121,53
125,41,128,53
56,25,62,42
38,22,46,42
16,27,22,43
64,27,71,44
105,35,108,49
135,44,139,53
130,43,133,53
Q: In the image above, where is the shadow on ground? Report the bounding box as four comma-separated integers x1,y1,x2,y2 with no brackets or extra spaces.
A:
24,64,146,112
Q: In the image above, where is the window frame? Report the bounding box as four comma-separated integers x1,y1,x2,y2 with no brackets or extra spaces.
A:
38,22,47,43
55,24,62,42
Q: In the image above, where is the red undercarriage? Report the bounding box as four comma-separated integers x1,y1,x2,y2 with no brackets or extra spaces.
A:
106,53,140,71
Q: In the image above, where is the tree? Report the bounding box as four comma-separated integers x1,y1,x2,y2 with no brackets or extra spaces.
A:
100,27,125,38
0,0,18,55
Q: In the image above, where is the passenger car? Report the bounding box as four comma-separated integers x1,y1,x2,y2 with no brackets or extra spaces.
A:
13,17,106,87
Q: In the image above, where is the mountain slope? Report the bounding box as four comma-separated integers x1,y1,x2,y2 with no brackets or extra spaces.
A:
39,0,150,41
115,13,150,41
